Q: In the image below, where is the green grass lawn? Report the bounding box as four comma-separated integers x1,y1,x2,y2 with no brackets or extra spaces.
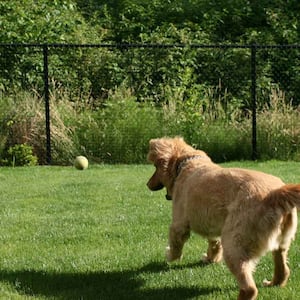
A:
1,161,300,299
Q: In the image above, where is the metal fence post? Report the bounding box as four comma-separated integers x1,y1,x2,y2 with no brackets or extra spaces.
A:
251,45,258,160
43,44,51,164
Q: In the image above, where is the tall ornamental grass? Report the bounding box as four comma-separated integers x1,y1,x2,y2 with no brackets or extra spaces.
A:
0,86,299,164
257,88,300,161
0,89,76,165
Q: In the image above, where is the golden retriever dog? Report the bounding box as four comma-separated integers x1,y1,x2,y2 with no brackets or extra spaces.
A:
147,137,300,300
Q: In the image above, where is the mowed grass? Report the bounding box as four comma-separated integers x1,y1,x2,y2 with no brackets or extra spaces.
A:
1,162,300,299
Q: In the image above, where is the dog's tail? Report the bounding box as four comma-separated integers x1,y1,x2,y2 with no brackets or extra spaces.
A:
264,184,300,212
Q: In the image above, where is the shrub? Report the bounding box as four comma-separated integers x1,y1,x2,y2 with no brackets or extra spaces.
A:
5,143,38,167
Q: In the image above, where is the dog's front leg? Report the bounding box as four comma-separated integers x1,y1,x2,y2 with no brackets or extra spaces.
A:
166,223,190,262
202,239,223,263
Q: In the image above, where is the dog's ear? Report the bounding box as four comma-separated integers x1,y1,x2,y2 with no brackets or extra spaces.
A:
148,138,174,165
149,138,158,149
147,139,159,162
152,138,173,156
174,136,185,142
148,138,165,154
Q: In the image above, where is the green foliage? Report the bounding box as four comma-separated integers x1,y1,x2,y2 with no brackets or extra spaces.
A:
0,0,92,44
0,0,102,92
1,1,300,164
4,144,38,167
1,1,300,103
75,0,300,44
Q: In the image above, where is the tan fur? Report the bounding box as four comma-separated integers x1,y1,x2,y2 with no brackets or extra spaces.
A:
147,137,300,300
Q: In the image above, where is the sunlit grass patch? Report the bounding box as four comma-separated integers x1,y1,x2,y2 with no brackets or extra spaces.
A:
0,162,300,299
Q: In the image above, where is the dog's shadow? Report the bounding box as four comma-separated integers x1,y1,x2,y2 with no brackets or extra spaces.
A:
0,261,222,299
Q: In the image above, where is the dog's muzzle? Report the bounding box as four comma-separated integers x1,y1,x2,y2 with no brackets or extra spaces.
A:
165,194,172,201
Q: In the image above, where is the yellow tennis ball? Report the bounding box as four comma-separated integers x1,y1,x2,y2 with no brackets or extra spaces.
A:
74,156,88,170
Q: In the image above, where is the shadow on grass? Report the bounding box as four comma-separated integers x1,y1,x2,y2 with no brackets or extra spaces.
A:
0,261,222,299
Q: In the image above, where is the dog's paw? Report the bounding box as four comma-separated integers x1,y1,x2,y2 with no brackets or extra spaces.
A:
263,279,272,287
201,253,222,264
201,253,213,264
166,246,182,262
201,254,209,263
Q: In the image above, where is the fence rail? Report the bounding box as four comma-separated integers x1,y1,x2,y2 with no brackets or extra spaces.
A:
1,43,300,164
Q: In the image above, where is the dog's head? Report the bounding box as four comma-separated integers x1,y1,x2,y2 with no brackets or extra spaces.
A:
146,137,210,200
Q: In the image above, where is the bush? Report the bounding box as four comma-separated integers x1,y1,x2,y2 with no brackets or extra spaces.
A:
4,143,38,167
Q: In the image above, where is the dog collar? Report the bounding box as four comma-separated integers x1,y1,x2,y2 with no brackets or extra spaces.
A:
176,155,205,176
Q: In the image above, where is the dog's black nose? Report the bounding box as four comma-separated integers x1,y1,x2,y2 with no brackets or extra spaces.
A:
165,194,172,201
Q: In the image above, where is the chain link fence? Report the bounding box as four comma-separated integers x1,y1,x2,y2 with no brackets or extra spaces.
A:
0,43,300,164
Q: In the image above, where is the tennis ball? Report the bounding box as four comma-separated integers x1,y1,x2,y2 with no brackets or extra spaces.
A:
74,156,88,170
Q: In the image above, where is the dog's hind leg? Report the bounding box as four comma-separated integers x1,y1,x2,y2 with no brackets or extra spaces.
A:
235,263,258,300
166,223,190,262
263,248,290,287
202,239,223,263
264,212,296,287
264,210,298,286
223,254,258,300
222,232,258,299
